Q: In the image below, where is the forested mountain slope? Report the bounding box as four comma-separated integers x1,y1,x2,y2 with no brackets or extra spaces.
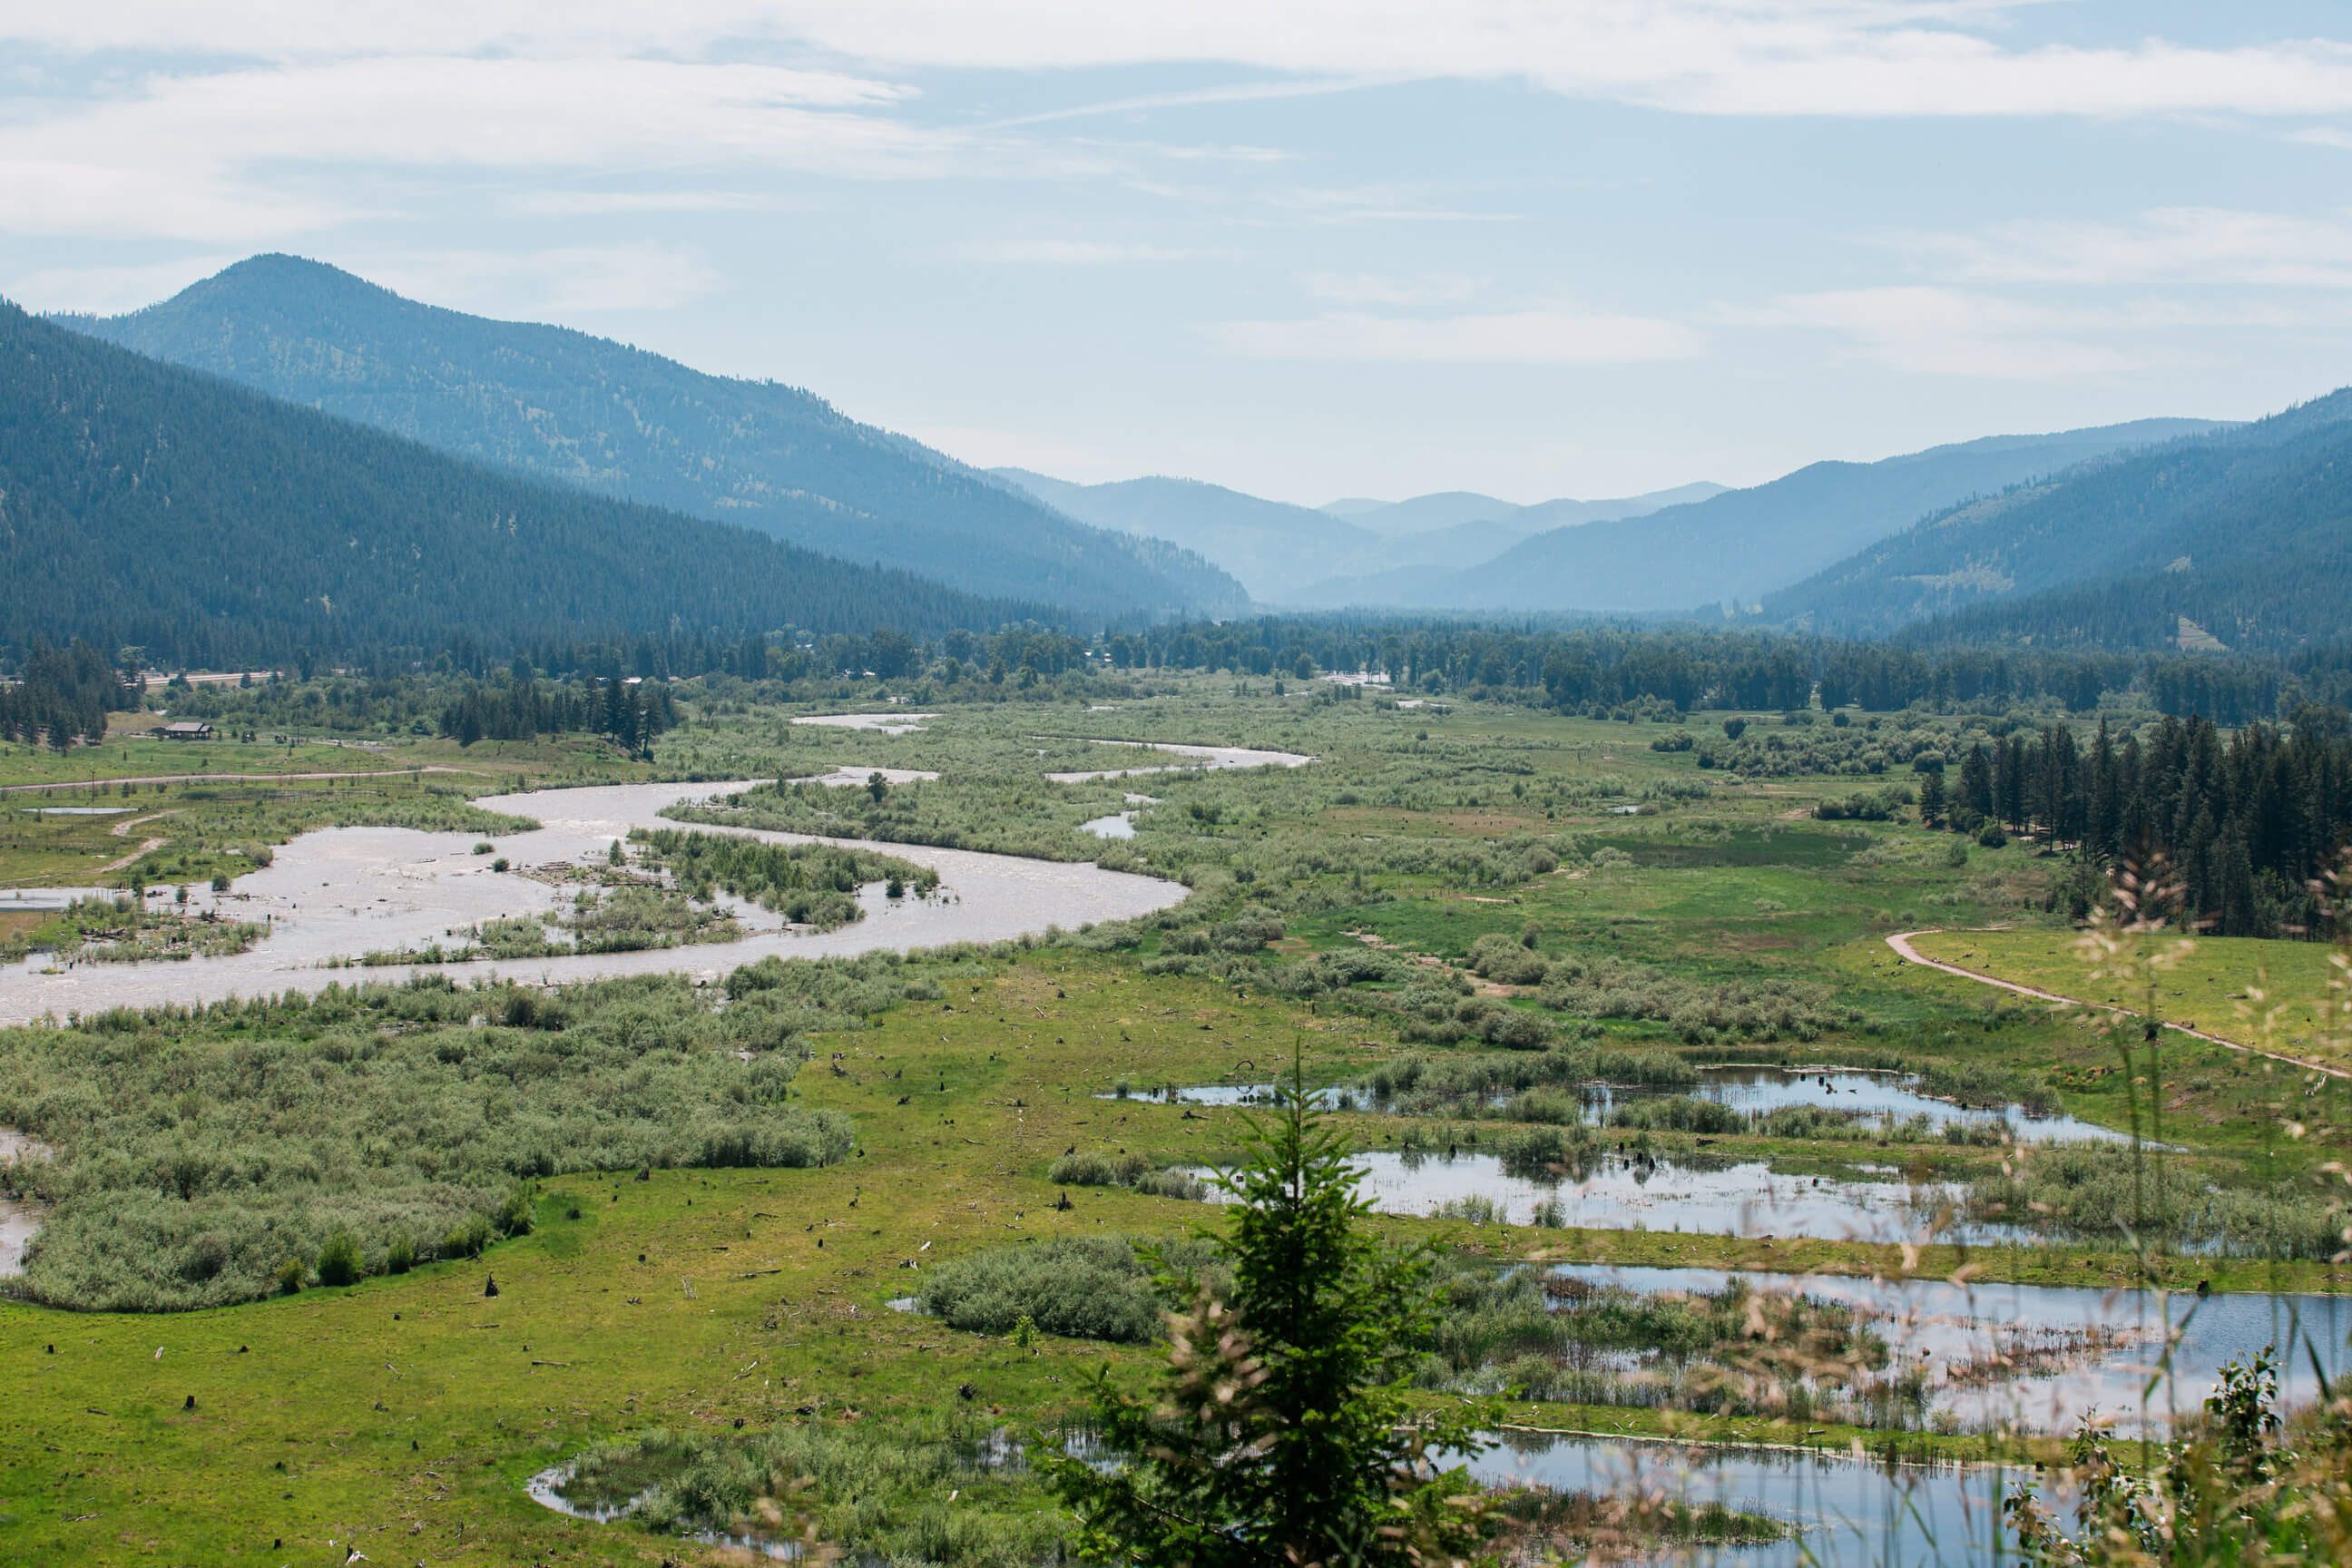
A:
1323,419,2224,613
60,255,1244,621
0,300,1033,667
1765,390,2352,650
992,469,1383,601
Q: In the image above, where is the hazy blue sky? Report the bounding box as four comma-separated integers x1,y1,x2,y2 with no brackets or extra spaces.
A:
8,4,2352,505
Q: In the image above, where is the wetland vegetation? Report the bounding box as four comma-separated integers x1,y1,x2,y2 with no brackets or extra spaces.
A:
4,642,2351,1563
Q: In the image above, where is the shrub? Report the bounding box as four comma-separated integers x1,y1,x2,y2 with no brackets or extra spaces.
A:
1466,933,1549,985
919,1236,1168,1342
442,1216,493,1259
385,1235,416,1275
313,1230,364,1288
274,1257,306,1295
1049,1152,1120,1186
495,1188,535,1237
1975,824,2007,848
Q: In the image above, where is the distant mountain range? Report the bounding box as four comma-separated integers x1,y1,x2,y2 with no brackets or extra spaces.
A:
990,470,1721,603
1297,420,2228,615
1761,391,2352,651
0,299,1032,668
59,256,1246,622
1318,484,1728,536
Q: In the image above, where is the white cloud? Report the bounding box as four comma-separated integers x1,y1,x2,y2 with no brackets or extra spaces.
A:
1890,207,2352,291
953,239,1204,264
1722,285,2352,380
0,55,949,240
507,190,774,217
1300,271,1480,307
1206,308,1704,364
14,4,2352,123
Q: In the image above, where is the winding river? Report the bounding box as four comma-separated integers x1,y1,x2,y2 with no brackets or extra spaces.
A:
0,779,1186,1024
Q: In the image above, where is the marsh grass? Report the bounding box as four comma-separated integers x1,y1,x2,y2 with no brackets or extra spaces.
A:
0,965,927,1308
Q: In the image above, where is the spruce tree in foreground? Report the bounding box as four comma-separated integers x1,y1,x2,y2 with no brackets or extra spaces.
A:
1043,1062,1495,1566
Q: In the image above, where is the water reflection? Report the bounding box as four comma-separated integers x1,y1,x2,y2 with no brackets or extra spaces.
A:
1198,1150,2008,1246
1549,1262,2352,1435
1466,1432,2017,1568
1618,1068,2135,1146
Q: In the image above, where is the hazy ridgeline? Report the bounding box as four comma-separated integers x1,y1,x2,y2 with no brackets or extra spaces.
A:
0,958,1000,1310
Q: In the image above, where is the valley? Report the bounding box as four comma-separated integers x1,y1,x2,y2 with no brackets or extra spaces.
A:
4,671,2347,1563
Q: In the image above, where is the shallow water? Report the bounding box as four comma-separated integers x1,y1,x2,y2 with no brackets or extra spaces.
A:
1079,813,1136,838
0,1128,46,1277
0,779,1185,1023
1045,740,1315,783
1102,1083,1351,1108
1612,1067,2136,1146
16,806,130,816
790,712,935,736
1549,1262,2352,1435
1467,1433,2016,1568
1200,1150,2012,1246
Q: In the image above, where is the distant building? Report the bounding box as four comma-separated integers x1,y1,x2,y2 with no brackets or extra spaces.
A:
156,721,213,740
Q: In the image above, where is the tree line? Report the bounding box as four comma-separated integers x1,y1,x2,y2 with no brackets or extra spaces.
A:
1924,710,2352,936
0,638,139,749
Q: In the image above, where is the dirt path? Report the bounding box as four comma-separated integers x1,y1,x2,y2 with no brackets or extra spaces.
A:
1886,929,2349,1082
98,838,167,875
0,766,465,796
108,810,181,838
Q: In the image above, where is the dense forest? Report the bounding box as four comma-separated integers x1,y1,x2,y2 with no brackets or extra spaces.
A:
61,255,1247,621
1926,713,2352,937
0,639,138,746
0,301,1043,667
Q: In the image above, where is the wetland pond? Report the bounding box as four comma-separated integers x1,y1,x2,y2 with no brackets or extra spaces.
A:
1197,1150,2014,1247
1469,1433,2017,1568
0,779,1185,1024
1605,1067,2137,1146
1548,1263,2352,1435
0,1128,46,1276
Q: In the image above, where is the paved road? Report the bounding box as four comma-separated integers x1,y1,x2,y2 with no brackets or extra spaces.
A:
1886,929,2348,1082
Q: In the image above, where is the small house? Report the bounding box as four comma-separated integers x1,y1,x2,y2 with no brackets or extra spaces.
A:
157,721,214,740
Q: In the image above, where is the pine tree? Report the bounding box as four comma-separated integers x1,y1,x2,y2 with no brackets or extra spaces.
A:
1043,1061,1497,1566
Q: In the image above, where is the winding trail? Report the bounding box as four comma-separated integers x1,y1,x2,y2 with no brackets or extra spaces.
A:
1886,929,2349,1082
96,838,166,875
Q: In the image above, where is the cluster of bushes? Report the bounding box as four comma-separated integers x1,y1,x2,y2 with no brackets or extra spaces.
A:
1963,1143,2349,1258
1421,1266,1902,1427
1357,1046,1695,1122
632,828,937,928
14,894,266,965
917,1234,1223,1343
1812,784,1915,822
1045,1149,1205,1201
0,966,896,1309
1510,950,1862,1044
558,1416,1069,1565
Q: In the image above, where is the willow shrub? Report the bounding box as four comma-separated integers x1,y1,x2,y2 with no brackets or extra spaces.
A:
0,967,887,1310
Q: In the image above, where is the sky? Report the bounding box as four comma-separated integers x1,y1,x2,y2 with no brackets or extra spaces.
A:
7,3,2352,506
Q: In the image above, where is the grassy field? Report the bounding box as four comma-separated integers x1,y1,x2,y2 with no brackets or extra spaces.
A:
1908,927,2348,1065
4,679,2347,1563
